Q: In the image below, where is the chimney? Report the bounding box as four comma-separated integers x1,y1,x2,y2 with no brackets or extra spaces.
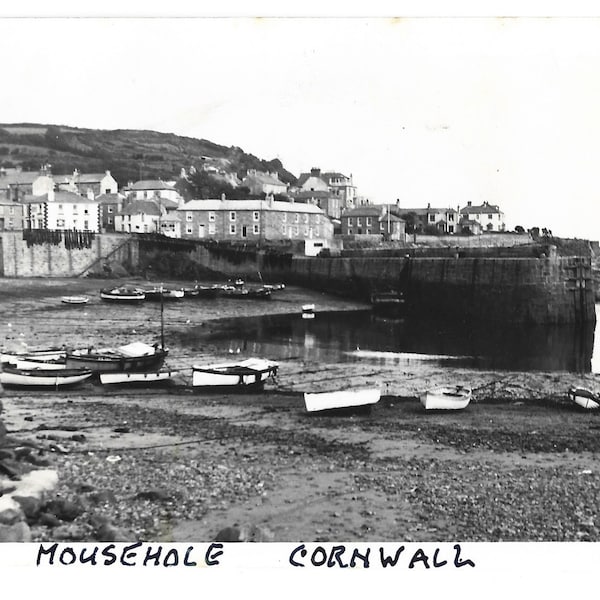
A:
87,188,95,201
105,170,111,176
427,202,431,209
310,167,321,177
221,193,226,201
467,201,472,206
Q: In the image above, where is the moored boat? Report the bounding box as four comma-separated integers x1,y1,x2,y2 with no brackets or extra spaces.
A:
1,348,66,364
100,369,181,385
61,295,89,305
144,287,185,301
192,358,278,388
0,366,93,388
100,286,146,303
304,387,381,413
419,386,472,410
568,386,600,410
221,287,272,300
65,341,168,373
302,303,315,319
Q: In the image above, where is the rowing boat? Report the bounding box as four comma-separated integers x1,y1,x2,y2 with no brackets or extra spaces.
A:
419,386,472,410
100,369,180,385
304,387,381,413
192,358,278,388
0,366,93,388
568,386,600,410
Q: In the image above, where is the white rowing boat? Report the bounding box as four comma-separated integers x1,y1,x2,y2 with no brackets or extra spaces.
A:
304,387,381,413
568,387,600,410
100,369,181,385
420,386,472,410
0,366,93,388
192,358,278,388
61,295,89,305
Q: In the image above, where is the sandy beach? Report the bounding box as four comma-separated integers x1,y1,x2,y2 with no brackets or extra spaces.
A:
1,277,600,543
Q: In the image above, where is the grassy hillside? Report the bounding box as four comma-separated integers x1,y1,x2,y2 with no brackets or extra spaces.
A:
0,123,297,187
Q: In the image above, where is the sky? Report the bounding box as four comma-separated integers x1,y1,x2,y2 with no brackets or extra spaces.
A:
1,14,600,239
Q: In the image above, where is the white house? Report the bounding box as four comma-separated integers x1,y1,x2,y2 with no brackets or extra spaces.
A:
460,201,505,232
56,170,118,197
115,199,164,234
125,180,184,204
22,190,100,231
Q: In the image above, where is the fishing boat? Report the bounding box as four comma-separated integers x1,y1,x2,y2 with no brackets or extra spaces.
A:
100,286,146,303
568,386,600,410
100,369,181,385
1,348,67,364
0,366,93,388
182,285,220,299
419,386,472,410
61,295,89,305
65,341,168,373
192,358,278,389
144,287,185,301
221,287,272,300
304,387,381,413
302,304,315,319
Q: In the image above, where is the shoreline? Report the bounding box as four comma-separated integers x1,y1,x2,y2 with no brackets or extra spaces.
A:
1,277,600,542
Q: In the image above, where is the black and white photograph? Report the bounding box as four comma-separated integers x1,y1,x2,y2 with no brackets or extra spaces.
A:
0,3,599,594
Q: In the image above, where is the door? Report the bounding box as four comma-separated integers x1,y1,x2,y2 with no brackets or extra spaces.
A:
242,226,247,238
198,224,205,238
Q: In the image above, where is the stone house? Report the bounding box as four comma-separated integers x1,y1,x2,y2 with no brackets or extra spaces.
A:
0,199,24,230
114,199,164,234
0,167,42,201
241,170,288,196
341,205,406,240
290,190,342,220
296,168,357,211
96,193,125,233
396,204,460,234
178,196,332,241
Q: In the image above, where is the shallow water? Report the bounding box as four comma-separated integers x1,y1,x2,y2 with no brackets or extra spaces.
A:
183,307,599,374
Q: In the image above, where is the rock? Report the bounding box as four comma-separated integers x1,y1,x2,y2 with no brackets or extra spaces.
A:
87,489,117,506
135,488,173,503
0,449,16,462
113,427,130,434
70,434,87,443
0,421,7,444
94,521,132,542
37,512,62,528
12,495,42,520
0,507,23,526
51,523,88,541
0,460,20,480
214,523,274,542
0,520,31,542
43,497,85,522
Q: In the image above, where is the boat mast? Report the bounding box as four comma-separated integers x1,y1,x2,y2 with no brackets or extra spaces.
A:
160,284,165,350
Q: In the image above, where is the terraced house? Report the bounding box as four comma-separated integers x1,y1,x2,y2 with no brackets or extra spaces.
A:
178,196,333,242
22,190,100,232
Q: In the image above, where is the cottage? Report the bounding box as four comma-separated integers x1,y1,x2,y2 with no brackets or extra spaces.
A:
178,196,333,241
459,201,505,232
125,179,183,204
114,199,164,234
290,190,342,220
296,168,357,211
96,193,125,233
0,167,42,201
0,199,24,230
241,170,287,196
22,190,100,232
56,170,118,197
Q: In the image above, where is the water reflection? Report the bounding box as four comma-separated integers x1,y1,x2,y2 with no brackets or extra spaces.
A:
184,309,596,373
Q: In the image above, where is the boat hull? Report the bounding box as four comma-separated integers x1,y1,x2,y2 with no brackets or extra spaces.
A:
100,292,145,303
61,296,89,305
420,387,472,410
100,369,180,385
304,388,381,413
65,348,168,373
568,387,600,410
0,367,93,387
192,358,278,388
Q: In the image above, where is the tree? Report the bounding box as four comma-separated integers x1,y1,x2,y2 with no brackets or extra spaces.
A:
176,170,252,201
514,225,525,233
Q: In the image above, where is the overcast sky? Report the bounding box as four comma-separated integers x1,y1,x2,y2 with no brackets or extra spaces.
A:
1,16,599,239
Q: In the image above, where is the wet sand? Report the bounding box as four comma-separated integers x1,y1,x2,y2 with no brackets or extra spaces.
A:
1,277,600,542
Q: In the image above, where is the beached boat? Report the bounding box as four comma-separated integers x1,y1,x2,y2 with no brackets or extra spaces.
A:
65,341,168,373
192,358,278,388
1,348,67,364
100,286,146,303
182,285,220,299
100,369,180,385
221,287,272,300
0,366,93,388
304,387,381,413
568,386,600,410
61,295,89,305
144,287,185,301
419,386,472,410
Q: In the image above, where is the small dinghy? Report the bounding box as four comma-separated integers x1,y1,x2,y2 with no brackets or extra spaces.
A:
0,366,93,388
304,387,381,413
100,286,146,303
420,385,472,410
100,369,180,385
61,295,89,305
301,304,315,319
568,387,600,410
192,358,278,389
144,287,185,301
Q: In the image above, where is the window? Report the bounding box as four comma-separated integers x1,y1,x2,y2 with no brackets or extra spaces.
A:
366,229,371,235
208,223,216,235
84,208,89,215
58,204,63,212
230,211,236,222
8,207,13,215
105,188,111,194
294,213,299,223
108,217,113,225
208,211,216,222
282,225,286,235
186,226,193,234
253,224,259,235
316,214,320,224
315,228,319,237
488,213,493,219
84,220,89,229
357,217,362,226
107,206,113,213
303,213,308,223
283,213,287,222
380,222,385,230
366,217,372,226
348,228,353,235
304,227,309,236
57,219,65,227
230,224,236,234
348,217,353,226
253,211,259,221
448,213,454,222
186,211,193,222
428,214,436,223
294,225,299,235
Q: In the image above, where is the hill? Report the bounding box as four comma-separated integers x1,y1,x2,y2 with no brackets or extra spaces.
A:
0,123,297,188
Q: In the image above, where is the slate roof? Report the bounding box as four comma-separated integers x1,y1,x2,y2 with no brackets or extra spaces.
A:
119,200,162,216
182,198,326,215
129,180,176,191
342,205,404,221
460,203,502,215
22,191,96,204
243,172,286,186
95,193,123,205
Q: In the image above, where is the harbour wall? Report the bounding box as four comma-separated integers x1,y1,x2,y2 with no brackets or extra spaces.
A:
0,231,138,277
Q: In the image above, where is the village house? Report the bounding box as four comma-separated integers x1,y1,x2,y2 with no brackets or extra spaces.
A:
0,167,43,201
22,190,100,232
396,204,460,234
241,170,288,196
177,195,333,242
296,168,357,211
114,199,165,234
289,190,342,220
340,205,406,240
459,201,505,232
124,179,183,204
0,199,24,230
55,169,118,197
96,192,126,233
